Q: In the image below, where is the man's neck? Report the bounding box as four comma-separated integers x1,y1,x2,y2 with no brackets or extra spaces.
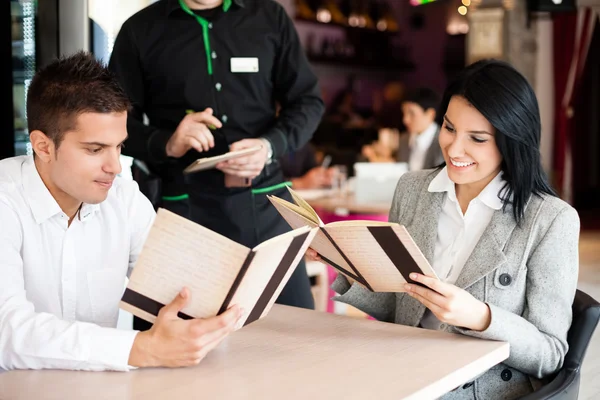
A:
184,0,223,10
33,158,82,223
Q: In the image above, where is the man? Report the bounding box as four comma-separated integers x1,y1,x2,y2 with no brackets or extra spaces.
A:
397,87,444,171
279,143,335,189
108,0,325,328
0,51,241,371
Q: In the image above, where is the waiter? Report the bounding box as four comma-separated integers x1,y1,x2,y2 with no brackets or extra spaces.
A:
109,0,324,329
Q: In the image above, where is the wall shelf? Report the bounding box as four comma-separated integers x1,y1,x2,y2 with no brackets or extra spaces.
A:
308,55,415,72
295,16,399,35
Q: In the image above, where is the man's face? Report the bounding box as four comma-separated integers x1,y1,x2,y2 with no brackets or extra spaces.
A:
49,112,127,205
186,0,223,9
402,102,436,135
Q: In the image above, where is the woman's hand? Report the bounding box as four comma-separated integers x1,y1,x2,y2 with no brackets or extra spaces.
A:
404,273,491,331
305,248,355,285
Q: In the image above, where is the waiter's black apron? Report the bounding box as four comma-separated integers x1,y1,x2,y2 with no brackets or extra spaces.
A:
133,166,314,332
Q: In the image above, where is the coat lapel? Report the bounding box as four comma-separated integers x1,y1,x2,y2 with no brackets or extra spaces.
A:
454,206,517,289
408,190,444,263
400,190,445,326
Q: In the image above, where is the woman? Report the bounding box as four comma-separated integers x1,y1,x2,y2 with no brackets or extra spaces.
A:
309,59,580,399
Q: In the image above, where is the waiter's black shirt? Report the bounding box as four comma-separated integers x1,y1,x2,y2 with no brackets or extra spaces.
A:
109,0,324,195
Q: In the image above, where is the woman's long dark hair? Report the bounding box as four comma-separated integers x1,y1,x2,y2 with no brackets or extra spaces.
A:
438,59,556,224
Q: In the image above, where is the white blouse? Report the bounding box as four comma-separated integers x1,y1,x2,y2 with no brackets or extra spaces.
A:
420,167,506,330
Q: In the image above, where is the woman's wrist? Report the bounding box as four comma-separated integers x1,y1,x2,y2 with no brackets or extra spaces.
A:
471,301,492,332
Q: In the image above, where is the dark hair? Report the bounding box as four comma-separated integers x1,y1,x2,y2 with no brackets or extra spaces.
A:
26,50,131,148
402,87,441,113
438,58,556,224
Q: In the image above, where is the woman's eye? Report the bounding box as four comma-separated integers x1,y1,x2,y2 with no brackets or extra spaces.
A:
472,136,487,143
88,148,102,154
444,124,455,133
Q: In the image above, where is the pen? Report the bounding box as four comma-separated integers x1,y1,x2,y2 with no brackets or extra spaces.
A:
321,155,332,168
186,109,217,130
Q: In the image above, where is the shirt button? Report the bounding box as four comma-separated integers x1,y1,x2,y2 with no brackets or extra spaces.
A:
208,23,213,29
211,51,217,59
501,368,512,381
215,82,222,91
222,115,228,123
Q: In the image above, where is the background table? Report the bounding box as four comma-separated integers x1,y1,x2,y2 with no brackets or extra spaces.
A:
306,191,391,216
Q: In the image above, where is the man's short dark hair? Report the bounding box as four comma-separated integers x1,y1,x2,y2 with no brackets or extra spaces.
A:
26,50,131,148
402,87,441,113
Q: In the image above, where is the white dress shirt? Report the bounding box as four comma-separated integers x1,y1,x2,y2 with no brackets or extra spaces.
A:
0,156,155,371
408,122,438,171
420,167,505,330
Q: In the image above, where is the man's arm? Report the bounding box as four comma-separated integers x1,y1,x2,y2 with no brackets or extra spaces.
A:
0,201,138,371
260,5,325,158
108,21,172,163
122,180,156,278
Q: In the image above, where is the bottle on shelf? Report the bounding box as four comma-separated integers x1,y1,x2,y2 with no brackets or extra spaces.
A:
321,0,348,25
296,0,316,20
370,0,399,32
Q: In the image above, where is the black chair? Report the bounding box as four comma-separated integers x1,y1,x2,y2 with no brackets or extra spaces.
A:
519,289,600,399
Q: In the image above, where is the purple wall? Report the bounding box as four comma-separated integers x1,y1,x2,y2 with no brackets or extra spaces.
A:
287,0,454,108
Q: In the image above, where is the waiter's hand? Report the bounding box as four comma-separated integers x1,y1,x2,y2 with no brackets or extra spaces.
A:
166,108,223,158
216,138,269,179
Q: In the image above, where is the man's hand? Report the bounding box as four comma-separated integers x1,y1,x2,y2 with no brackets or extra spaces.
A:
216,138,269,179
166,108,223,158
292,167,334,189
128,287,242,368
404,273,491,331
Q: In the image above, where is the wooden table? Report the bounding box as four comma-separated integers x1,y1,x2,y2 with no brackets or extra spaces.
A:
0,305,509,400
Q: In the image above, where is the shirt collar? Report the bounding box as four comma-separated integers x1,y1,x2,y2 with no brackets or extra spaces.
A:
477,171,506,210
79,202,101,222
410,122,438,149
428,166,506,210
167,0,244,15
21,156,100,224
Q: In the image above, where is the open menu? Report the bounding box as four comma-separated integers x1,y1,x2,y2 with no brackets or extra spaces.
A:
267,187,439,292
120,208,317,327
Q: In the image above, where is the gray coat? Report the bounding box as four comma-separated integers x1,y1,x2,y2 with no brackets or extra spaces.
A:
396,129,444,170
332,169,580,400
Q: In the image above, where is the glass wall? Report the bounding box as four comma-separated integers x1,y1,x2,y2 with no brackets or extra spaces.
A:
11,0,37,156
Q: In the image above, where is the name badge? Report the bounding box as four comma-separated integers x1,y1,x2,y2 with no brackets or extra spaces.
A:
230,57,259,73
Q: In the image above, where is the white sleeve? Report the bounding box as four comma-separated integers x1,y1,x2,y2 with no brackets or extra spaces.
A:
0,200,138,371
119,180,156,278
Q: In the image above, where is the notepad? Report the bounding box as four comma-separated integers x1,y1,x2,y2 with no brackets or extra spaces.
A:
183,145,262,174
268,187,438,292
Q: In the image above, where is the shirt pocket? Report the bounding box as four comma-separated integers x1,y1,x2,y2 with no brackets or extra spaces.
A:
488,265,528,314
87,268,127,327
